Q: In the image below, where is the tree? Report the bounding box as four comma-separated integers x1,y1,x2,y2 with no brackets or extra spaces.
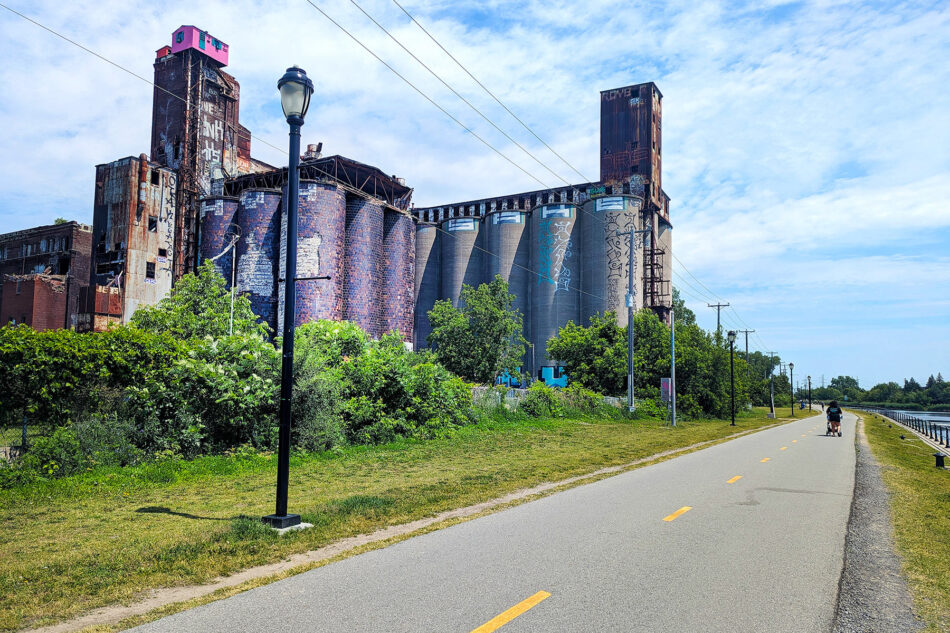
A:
426,275,527,383
53,217,68,225
546,311,627,396
671,288,696,326
131,261,268,340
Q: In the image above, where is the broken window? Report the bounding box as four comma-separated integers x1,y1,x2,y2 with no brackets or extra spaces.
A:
158,248,167,258
148,216,158,232
151,170,159,186
145,262,156,279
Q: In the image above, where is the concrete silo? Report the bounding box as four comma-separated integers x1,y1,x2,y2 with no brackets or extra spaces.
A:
484,207,530,323
198,196,239,286
382,210,415,342
236,188,281,333
440,216,482,307
344,195,385,338
413,223,440,350
277,180,346,335
530,202,580,384
580,194,643,329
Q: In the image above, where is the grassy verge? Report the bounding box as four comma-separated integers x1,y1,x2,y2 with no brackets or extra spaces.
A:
0,407,796,631
859,411,950,632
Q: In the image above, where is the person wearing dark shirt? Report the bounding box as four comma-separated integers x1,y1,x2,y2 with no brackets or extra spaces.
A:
826,400,843,436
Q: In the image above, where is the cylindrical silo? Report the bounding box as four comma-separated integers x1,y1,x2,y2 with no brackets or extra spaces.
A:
485,208,530,364
344,195,384,338
236,188,281,333
530,203,580,380
413,223,440,350
382,210,415,342
440,216,482,307
580,194,643,329
277,180,346,335
198,196,239,287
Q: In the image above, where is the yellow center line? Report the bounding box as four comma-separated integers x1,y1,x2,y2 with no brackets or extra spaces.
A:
802,434,806,437
663,506,693,522
792,440,797,443
470,591,551,633
727,475,743,484
761,457,770,462
780,446,788,450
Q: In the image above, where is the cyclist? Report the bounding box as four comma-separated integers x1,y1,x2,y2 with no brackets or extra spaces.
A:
826,400,843,436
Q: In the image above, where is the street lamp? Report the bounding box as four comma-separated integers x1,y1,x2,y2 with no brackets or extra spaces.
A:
262,66,314,531
789,362,795,418
727,330,736,426
808,375,812,411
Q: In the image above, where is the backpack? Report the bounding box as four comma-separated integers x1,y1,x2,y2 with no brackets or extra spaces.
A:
828,408,841,422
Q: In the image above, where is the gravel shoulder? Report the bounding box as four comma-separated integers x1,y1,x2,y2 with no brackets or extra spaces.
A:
832,416,923,632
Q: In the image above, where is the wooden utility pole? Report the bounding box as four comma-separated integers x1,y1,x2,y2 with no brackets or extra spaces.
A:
707,302,730,334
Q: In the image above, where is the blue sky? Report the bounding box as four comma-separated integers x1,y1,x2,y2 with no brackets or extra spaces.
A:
1,0,948,388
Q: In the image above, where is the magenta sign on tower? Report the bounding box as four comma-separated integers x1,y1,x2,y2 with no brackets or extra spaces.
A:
170,25,229,66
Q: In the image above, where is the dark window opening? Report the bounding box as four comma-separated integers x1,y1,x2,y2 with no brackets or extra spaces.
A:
150,170,159,186
145,262,156,279
148,216,158,232
630,164,639,174
176,31,184,43
158,248,168,258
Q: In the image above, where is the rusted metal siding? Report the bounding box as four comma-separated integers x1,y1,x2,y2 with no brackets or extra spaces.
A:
600,82,663,213
90,155,177,324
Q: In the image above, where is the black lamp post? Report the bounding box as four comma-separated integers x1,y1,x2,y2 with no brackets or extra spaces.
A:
262,66,314,530
727,330,736,425
808,375,812,411
789,362,795,418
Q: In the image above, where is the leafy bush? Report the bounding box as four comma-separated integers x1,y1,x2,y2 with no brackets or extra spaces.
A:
519,382,564,417
18,426,85,478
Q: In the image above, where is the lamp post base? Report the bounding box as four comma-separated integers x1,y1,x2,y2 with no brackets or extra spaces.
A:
262,513,302,529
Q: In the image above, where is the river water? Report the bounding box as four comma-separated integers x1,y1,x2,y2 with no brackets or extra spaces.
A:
890,409,950,429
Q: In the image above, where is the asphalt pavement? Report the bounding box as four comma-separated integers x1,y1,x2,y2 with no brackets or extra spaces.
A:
132,410,856,632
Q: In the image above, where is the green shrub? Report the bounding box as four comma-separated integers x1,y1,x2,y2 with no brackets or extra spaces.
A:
19,426,85,478
520,382,564,417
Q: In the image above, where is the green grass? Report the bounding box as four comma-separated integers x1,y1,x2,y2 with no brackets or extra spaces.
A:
0,407,795,631
860,411,950,632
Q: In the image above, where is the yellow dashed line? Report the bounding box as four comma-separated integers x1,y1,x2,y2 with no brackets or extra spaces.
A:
727,475,743,484
471,591,551,633
761,457,771,463
663,506,692,522
780,446,788,451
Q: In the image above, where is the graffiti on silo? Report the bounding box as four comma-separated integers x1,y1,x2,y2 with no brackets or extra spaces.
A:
531,203,579,367
580,195,642,327
536,205,574,292
237,189,281,331
199,196,238,286
276,181,346,334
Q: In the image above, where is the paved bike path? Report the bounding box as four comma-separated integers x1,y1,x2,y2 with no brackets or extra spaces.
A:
133,411,854,632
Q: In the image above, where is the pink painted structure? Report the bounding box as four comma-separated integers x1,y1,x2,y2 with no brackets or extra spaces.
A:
169,25,229,66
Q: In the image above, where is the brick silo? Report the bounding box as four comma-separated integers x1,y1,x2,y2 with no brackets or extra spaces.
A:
277,180,346,334
382,210,415,342
199,196,239,286
236,188,281,333
344,195,385,338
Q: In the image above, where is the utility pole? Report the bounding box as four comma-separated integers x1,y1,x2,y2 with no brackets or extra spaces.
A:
707,302,730,335
671,309,676,427
617,227,651,412
738,329,755,364
767,351,776,418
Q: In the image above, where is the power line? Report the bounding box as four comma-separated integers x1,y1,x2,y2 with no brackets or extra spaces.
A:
390,0,592,184
349,0,574,187
303,0,553,191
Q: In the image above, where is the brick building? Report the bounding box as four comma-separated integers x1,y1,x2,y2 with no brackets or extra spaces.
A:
0,221,92,330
